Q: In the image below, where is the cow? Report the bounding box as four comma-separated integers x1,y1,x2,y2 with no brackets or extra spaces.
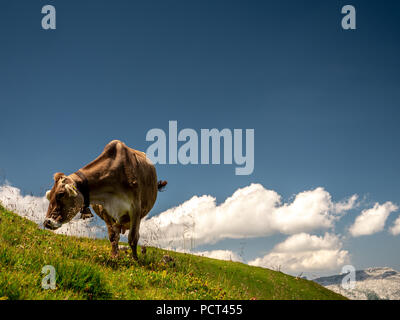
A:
43,140,167,260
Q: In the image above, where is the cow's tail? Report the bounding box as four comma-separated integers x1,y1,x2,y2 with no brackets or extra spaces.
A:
157,180,168,192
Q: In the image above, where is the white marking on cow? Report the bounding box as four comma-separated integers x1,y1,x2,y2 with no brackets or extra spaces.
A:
91,192,132,224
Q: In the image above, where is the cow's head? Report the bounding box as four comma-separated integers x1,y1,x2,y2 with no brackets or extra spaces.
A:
43,172,84,230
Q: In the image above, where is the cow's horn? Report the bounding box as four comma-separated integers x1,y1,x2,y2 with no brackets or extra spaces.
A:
65,184,78,197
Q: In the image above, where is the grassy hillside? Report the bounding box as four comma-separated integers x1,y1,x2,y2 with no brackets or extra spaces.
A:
0,205,346,300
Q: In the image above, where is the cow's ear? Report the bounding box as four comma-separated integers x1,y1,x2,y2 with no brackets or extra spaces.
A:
53,172,65,182
46,190,51,200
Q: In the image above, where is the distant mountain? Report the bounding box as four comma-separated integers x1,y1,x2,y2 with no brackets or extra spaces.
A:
313,267,400,300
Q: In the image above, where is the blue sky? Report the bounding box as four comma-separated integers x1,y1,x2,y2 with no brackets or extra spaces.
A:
1,0,400,276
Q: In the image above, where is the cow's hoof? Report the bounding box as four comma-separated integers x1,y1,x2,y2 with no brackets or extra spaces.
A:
110,252,119,259
80,209,94,220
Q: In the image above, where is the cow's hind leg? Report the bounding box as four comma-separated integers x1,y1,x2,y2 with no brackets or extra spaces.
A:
128,210,141,261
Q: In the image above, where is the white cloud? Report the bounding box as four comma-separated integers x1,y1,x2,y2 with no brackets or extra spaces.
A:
334,194,359,213
191,250,243,262
0,185,49,225
141,184,358,248
248,233,349,274
389,216,400,236
349,202,398,237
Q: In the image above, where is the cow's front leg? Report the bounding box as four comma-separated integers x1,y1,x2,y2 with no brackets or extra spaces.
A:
128,213,141,261
106,223,121,258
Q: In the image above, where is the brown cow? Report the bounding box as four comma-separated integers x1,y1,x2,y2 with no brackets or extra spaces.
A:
43,140,167,259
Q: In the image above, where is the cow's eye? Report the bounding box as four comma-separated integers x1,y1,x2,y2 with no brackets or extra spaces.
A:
56,192,65,201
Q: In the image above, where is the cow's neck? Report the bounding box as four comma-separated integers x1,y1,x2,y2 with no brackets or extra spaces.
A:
72,151,113,188
70,165,109,205
71,170,91,209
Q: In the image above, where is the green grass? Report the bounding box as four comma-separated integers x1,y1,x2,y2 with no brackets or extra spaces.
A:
0,205,346,300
